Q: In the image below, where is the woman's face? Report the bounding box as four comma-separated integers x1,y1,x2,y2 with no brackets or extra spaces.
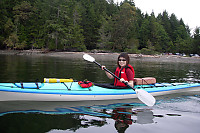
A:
118,57,127,67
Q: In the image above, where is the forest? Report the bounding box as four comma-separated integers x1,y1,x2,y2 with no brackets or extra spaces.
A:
0,0,200,55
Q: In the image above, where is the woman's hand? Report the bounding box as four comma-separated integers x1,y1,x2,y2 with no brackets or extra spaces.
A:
101,65,106,70
120,78,128,84
102,65,114,79
120,78,134,87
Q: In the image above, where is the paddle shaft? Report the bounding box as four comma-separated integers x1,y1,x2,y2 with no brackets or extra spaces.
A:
83,54,155,106
93,61,136,91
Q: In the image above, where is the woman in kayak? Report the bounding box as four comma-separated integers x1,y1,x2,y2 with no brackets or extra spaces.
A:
102,53,135,87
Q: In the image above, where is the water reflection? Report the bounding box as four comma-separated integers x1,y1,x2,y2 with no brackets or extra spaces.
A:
0,101,186,133
0,102,156,133
1,94,200,133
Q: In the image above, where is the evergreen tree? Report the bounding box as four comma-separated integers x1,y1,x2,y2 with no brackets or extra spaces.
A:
192,27,200,54
80,0,101,50
139,17,150,49
109,2,136,51
149,13,171,52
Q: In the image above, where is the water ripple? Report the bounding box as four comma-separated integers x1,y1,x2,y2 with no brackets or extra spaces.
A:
156,95,200,113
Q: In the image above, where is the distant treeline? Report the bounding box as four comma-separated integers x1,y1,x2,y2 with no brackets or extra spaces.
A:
0,0,200,54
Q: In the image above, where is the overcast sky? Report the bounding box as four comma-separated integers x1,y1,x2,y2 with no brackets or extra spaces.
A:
114,0,199,33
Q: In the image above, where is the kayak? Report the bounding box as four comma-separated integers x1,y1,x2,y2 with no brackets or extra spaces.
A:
0,81,200,101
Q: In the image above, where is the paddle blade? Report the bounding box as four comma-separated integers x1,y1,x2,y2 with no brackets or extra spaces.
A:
135,89,156,106
83,54,95,62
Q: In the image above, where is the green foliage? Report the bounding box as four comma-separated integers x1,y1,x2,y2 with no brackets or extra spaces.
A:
0,0,197,54
192,27,200,54
141,48,153,55
3,32,19,49
108,2,136,52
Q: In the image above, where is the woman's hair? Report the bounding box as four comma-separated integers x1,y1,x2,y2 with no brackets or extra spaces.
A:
117,53,130,67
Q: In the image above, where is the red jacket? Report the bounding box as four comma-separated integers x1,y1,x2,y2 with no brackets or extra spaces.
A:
114,64,134,87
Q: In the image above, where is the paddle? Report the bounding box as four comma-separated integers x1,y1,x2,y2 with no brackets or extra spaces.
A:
83,54,156,106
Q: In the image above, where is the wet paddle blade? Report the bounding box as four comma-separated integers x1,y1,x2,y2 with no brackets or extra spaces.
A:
83,54,95,62
136,89,156,106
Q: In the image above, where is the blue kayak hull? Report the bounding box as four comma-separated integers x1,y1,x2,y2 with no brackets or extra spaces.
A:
0,82,200,101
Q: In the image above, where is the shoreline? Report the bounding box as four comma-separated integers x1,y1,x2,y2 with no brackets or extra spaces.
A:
0,50,200,63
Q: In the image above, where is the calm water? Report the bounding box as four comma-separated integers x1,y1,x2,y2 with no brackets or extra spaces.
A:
0,53,200,133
